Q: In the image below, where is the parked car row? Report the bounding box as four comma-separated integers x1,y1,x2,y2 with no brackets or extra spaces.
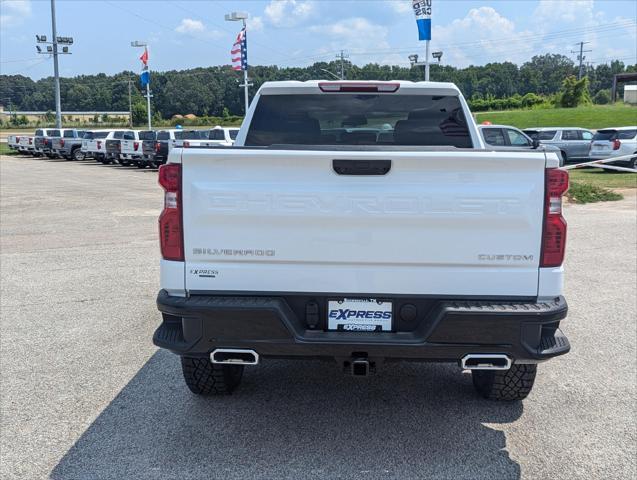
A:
478,124,637,169
7,126,240,167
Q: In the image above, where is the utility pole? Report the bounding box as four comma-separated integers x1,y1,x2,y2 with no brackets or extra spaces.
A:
128,78,133,128
572,41,592,79
336,50,349,80
50,0,61,128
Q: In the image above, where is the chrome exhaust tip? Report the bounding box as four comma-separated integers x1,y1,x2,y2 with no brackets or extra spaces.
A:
211,349,259,365
461,354,512,371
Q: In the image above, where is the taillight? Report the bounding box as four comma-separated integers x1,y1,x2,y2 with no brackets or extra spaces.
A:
158,164,183,261
60,139,65,147
318,82,400,93
44,138,48,145
97,141,102,150
134,141,139,151
183,141,190,148
29,138,33,144
155,142,161,152
612,139,621,150
541,168,569,267
16,137,20,142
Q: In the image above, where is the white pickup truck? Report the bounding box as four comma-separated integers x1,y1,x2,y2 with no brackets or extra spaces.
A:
81,130,112,161
154,81,570,401
17,134,35,154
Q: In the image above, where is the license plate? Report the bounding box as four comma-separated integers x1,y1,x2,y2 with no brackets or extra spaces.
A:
327,298,392,332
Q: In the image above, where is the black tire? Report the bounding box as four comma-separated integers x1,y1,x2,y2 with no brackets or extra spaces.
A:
472,364,537,401
136,162,147,169
180,356,244,395
72,148,84,161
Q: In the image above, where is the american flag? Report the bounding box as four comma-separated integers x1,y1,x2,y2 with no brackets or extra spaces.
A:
231,27,248,71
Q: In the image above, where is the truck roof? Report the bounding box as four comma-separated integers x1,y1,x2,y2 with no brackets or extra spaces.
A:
258,80,462,96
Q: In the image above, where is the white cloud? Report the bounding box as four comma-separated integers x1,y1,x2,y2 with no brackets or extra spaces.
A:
532,1,636,65
174,18,222,39
311,17,390,52
431,7,535,67
264,0,315,27
247,16,264,32
175,18,205,34
0,0,32,28
386,0,411,14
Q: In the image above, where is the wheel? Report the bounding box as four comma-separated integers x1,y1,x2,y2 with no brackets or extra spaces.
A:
628,156,637,170
136,162,147,169
471,364,537,401
180,356,244,395
72,148,85,161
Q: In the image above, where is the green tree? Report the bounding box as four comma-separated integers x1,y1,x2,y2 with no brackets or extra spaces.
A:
593,89,611,105
560,76,591,108
132,101,147,126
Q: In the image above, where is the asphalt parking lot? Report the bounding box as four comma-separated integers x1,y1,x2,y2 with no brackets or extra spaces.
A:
1,154,635,480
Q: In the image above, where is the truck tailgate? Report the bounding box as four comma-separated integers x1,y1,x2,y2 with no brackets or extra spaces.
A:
181,149,546,297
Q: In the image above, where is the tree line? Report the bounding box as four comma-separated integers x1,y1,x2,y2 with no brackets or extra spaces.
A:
1,54,634,122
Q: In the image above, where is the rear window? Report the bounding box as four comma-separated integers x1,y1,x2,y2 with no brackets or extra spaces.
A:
35,129,43,136
175,130,205,140
229,129,239,140
49,130,60,137
113,131,131,139
591,129,635,141
157,131,171,141
617,129,637,140
209,129,226,140
85,131,109,139
245,94,472,147
63,130,75,138
139,131,156,140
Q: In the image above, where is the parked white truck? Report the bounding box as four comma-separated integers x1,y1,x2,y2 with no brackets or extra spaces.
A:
154,81,570,401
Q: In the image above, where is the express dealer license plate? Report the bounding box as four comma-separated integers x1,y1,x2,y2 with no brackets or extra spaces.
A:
327,298,392,332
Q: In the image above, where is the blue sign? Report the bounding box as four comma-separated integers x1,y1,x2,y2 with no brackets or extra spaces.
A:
412,0,432,41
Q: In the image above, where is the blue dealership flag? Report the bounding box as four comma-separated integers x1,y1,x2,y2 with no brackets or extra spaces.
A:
412,0,432,41
140,68,150,87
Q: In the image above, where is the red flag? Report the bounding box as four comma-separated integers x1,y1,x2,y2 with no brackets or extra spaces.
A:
140,47,148,65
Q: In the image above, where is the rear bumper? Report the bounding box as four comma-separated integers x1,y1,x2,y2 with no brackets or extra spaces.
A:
154,290,570,364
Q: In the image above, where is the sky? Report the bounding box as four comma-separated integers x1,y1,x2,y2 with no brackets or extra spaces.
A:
1,0,636,80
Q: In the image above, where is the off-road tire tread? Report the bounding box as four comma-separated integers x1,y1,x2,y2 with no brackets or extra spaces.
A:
472,364,537,401
180,356,243,395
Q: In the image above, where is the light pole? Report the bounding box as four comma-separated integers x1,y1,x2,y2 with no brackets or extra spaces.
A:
35,0,73,128
225,11,251,114
409,51,442,80
131,40,152,129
